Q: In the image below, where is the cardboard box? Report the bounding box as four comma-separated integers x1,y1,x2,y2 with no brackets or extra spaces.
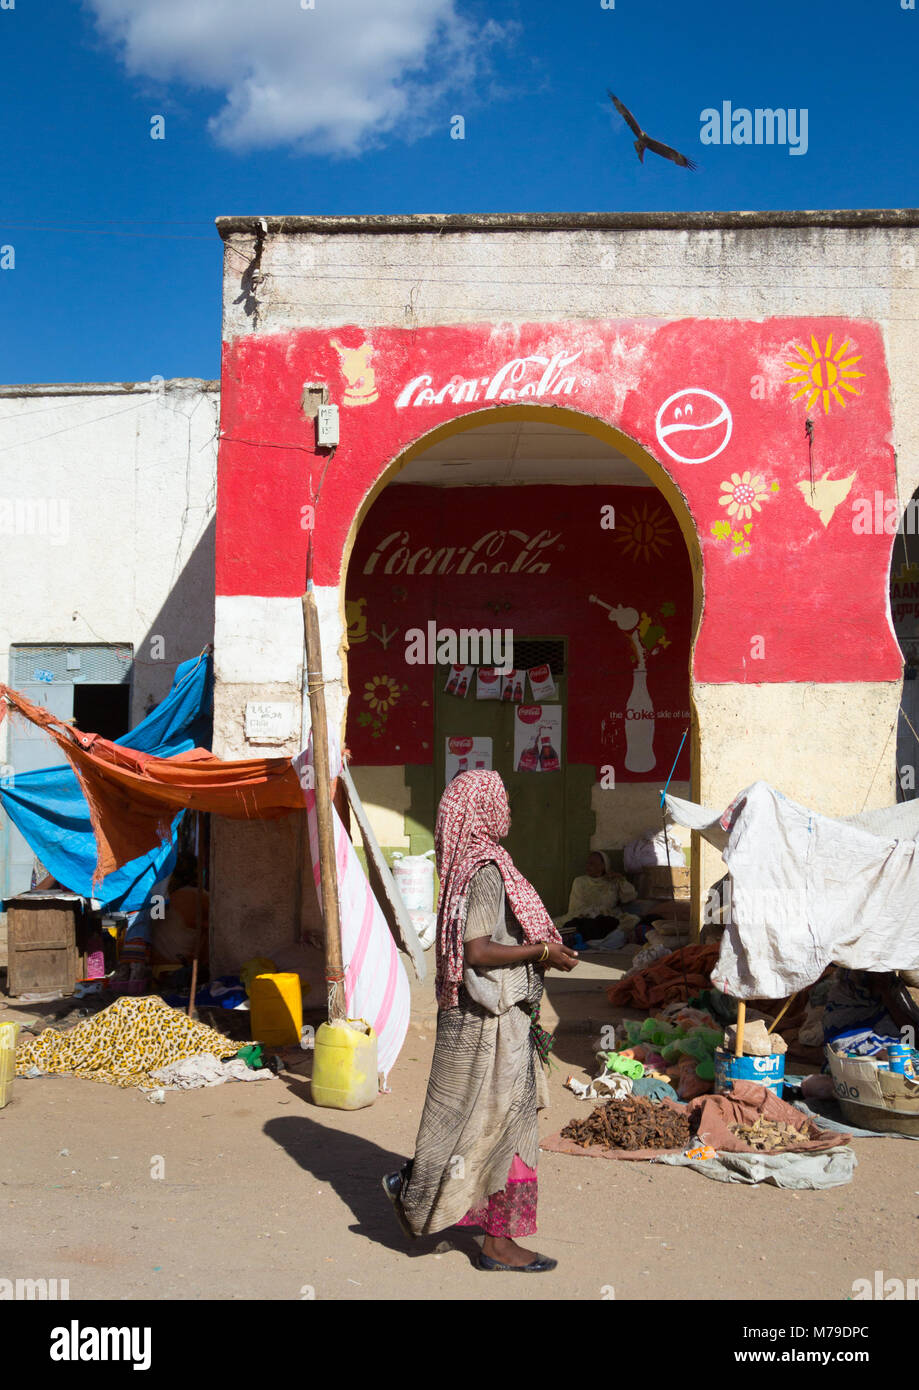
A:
637,865,690,900
826,1047,919,1136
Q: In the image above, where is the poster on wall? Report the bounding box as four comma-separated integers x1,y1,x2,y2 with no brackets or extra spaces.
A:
445,735,493,786
444,664,473,698
527,663,557,701
514,705,562,773
500,669,526,702
476,668,502,699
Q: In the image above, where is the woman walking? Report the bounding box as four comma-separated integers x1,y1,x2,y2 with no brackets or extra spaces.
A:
383,769,578,1272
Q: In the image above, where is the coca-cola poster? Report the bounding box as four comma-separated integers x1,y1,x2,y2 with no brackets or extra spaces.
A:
476,667,501,700
445,735,493,786
527,663,557,701
514,705,562,774
444,664,473,698
500,669,526,703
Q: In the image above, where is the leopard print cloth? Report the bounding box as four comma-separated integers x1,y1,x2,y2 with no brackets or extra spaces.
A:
15,995,238,1087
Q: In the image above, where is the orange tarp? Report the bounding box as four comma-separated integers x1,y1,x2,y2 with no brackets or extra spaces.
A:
0,685,305,883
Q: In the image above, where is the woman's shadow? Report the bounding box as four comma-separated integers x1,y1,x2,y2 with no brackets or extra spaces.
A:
264,1075,480,1262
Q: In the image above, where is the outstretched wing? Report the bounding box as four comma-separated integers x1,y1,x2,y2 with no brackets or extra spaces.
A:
607,91,643,139
644,135,698,170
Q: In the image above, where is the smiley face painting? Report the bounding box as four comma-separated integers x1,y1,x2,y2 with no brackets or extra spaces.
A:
655,388,733,464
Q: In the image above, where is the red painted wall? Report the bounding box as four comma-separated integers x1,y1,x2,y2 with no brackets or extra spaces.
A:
344,485,693,779
217,317,901,683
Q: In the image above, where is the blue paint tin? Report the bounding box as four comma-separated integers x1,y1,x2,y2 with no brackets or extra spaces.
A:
713,1047,785,1098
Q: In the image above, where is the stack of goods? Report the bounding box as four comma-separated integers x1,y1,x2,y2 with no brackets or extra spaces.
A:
560,1096,691,1153
607,942,720,1010
829,1027,919,1077
609,1012,723,1100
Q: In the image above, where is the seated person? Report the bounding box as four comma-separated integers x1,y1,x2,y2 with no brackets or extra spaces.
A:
554,850,638,943
152,852,210,971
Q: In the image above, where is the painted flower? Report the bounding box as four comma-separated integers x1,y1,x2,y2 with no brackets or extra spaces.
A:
364,675,400,713
718,471,770,521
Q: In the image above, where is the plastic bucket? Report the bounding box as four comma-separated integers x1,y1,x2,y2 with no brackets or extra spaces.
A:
713,1047,785,1099
0,1023,21,1109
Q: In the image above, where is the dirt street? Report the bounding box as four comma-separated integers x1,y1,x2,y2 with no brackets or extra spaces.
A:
2,984,917,1304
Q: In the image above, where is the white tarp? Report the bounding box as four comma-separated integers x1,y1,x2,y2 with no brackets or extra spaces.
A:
665,781,919,999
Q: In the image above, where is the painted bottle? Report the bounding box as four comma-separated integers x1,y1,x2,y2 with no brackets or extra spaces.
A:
625,668,655,772
455,675,469,698
538,726,560,772
518,734,541,773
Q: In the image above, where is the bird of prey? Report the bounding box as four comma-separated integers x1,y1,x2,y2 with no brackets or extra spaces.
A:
607,91,697,170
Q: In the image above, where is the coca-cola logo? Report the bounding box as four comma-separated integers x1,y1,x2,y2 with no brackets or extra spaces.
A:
478,669,498,684
363,528,560,577
448,736,474,754
529,664,549,683
395,350,583,409
518,705,542,724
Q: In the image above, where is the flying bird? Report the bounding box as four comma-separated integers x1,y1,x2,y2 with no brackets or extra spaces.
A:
607,91,697,170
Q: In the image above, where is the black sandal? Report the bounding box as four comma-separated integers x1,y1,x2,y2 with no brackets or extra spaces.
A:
381,1160,416,1240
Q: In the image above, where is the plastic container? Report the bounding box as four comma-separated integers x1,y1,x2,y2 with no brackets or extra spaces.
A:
713,1046,785,1099
249,972,303,1046
311,1018,378,1110
0,1023,21,1109
391,851,436,913
886,1043,915,1076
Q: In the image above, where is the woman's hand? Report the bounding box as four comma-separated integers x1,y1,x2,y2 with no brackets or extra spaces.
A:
545,942,579,972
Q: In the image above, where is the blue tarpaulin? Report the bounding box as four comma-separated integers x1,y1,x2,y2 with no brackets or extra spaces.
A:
0,653,212,911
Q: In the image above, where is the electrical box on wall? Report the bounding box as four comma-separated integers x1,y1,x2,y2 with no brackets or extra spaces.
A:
317,404,339,447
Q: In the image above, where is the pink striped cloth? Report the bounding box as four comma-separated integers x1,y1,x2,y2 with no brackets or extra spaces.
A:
293,741,410,1083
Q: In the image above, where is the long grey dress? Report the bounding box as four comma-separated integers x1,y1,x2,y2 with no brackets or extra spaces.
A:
400,863,549,1238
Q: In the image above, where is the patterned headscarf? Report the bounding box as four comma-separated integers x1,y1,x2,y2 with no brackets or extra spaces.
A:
434,769,561,1009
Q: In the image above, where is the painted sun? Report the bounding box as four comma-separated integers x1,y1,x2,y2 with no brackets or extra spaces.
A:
614,503,673,562
784,334,865,414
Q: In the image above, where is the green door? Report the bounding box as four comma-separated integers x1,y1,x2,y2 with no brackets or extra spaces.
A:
433,642,567,915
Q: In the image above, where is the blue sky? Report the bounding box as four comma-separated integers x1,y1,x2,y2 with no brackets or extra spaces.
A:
1,0,916,384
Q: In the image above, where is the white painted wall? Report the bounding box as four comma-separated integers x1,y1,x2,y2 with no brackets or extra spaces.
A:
0,379,219,729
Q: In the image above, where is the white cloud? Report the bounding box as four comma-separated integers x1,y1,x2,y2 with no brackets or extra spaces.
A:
86,0,508,155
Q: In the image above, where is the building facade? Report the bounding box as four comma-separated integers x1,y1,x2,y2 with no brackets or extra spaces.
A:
0,379,219,901
211,211,919,970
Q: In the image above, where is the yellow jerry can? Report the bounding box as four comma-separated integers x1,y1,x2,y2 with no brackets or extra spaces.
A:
0,1023,21,1109
311,1018,378,1110
249,973,303,1047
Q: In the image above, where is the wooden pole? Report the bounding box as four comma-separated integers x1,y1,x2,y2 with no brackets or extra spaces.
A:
302,586,347,1024
187,811,204,1020
768,992,798,1035
734,999,746,1058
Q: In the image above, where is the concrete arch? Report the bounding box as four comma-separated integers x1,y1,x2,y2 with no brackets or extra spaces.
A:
337,401,704,809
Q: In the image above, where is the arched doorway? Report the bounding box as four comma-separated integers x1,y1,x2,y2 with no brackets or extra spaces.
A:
340,406,700,916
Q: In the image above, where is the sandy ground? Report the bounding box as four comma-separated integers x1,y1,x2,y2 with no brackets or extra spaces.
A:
2,961,918,1303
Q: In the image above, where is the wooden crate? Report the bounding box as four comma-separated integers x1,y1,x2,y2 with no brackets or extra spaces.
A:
6,894,82,997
